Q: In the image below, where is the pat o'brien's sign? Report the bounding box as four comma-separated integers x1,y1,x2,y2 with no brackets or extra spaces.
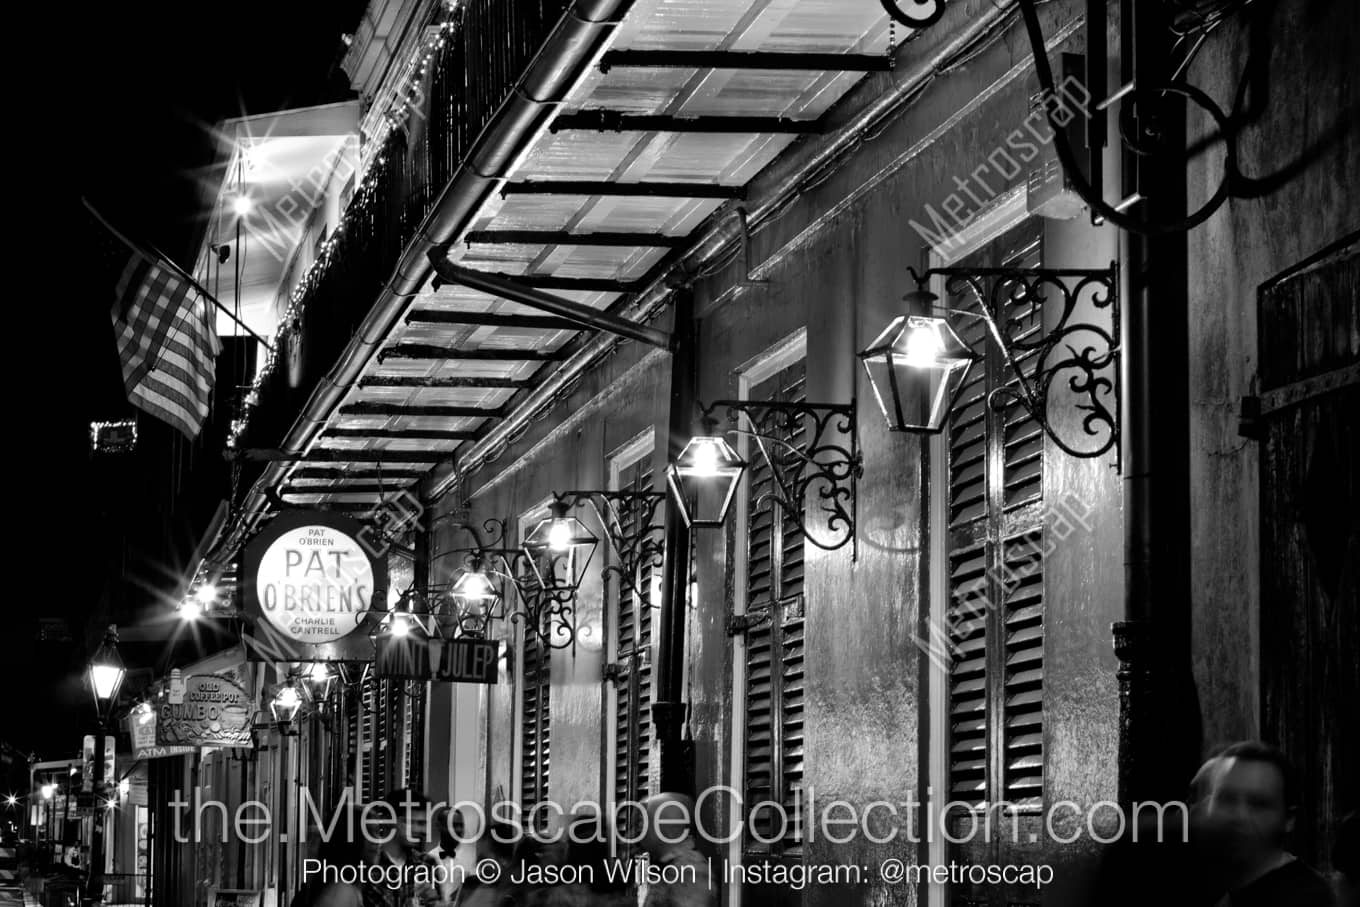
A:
243,511,388,661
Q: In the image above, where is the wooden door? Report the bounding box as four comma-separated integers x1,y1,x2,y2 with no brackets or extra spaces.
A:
1255,232,1359,870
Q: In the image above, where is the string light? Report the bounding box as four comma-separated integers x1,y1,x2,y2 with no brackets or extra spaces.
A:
228,5,465,449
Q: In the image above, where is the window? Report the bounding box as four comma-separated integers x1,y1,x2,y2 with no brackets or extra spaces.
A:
609,436,657,813
736,353,808,907
936,216,1048,906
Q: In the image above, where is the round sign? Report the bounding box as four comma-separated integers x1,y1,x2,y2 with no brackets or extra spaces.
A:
254,523,375,645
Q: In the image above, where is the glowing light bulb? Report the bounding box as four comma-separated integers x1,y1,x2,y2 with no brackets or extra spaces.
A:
390,614,411,637
195,584,217,605
179,600,202,622
41,784,54,800
232,195,253,216
691,439,720,477
547,519,573,552
903,323,944,368
308,663,330,682
5,795,17,807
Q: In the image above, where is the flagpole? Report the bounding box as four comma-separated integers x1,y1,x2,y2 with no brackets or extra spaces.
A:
82,197,275,353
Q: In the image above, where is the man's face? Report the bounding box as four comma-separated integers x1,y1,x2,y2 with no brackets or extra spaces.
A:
1204,757,1292,856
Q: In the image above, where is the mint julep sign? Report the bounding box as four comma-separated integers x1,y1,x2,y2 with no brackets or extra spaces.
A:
243,511,387,661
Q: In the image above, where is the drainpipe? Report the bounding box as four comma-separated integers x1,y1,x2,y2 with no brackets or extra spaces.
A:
1113,0,1195,807
654,289,696,796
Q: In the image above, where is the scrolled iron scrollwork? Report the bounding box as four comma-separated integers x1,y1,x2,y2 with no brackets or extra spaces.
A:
557,490,667,605
705,398,863,555
933,265,1120,462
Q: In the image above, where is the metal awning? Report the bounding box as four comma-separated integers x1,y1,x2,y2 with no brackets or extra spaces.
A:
252,0,898,514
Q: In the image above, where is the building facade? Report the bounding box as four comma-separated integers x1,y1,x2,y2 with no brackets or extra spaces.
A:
123,0,1359,906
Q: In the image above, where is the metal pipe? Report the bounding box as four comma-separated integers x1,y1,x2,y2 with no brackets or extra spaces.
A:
653,288,696,795
215,0,636,557
437,0,1018,496
429,258,675,350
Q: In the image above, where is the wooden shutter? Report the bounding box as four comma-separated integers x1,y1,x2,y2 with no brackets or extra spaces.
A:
613,456,655,808
944,219,1047,806
741,361,808,871
358,674,377,802
944,219,1047,905
520,634,551,815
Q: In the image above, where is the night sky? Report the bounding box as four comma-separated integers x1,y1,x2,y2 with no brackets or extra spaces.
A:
7,2,368,759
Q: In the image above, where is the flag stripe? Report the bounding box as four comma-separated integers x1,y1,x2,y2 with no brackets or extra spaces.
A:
93,205,221,440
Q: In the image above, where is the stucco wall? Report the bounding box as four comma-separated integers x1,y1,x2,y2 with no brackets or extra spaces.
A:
1183,0,1358,752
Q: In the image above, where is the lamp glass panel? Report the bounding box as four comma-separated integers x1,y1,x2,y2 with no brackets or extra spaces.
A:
89,664,124,702
667,435,746,527
860,315,977,433
523,515,598,591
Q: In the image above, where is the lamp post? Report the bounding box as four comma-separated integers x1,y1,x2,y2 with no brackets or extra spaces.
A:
85,625,126,906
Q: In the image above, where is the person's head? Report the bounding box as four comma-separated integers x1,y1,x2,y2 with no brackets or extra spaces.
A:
382,788,437,852
638,793,697,859
1201,741,1296,862
1334,811,1359,907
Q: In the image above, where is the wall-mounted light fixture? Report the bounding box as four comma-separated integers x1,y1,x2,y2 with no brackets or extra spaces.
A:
666,420,748,529
550,490,667,602
430,518,584,652
669,399,861,554
858,265,1121,462
269,681,304,729
522,496,600,595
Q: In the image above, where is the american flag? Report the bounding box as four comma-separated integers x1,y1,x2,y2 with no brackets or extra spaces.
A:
85,201,222,439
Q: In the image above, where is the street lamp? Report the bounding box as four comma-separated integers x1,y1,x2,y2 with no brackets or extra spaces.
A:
665,418,747,528
88,626,126,711
86,625,125,906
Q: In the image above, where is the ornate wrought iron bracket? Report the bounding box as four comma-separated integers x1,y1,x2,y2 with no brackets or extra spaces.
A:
422,517,583,651
557,490,666,603
705,398,862,556
916,264,1121,465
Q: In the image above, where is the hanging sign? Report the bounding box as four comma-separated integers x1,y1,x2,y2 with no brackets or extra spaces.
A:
156,674,253,748
242,511,387,661
130,709,194,760
375,637,501,684
82,736,95,793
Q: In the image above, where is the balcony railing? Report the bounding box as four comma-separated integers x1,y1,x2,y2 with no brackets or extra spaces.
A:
230,0,574,467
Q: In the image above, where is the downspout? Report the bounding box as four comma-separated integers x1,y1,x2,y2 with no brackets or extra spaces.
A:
219,0,636,555
1113,0,1196,806
433,0,1019,496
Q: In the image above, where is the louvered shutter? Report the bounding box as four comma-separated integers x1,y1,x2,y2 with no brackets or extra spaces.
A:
520,634,550,816
360,674,379,802
943,220,1048,907
944,218,1047,813
613,456,655,809
741,361,807,874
